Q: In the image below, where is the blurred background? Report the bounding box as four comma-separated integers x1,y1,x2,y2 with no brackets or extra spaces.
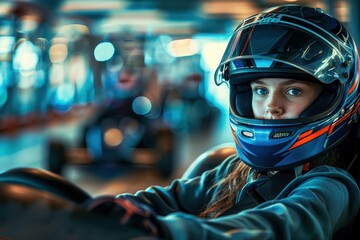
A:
0,0,359,196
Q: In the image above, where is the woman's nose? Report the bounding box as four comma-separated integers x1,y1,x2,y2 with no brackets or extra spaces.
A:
265,94,284,119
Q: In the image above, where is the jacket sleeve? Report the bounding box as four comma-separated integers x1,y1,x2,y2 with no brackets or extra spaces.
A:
151,166,359,240
117,155,239,216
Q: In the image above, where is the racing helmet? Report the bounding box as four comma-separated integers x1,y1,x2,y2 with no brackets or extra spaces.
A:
215,5,360,171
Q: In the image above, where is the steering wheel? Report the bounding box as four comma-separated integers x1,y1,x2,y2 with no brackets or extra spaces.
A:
0,167,152,239
0,167,91,204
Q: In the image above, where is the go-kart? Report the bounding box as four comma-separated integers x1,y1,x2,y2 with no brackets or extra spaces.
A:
47,96,175,178
0,167,151,239
0,144,359,239
0,142,360,240
0,144,235,239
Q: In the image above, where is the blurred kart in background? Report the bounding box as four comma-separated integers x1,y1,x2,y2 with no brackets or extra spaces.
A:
47,61,176,178
44,33,218,179
46,96,175,178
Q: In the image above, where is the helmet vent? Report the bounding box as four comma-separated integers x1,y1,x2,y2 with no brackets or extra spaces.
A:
241,130,254,138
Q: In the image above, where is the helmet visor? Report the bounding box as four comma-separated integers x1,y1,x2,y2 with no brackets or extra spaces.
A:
215,23,353,85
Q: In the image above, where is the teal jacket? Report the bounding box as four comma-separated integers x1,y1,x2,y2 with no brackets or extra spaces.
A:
123,155,360,240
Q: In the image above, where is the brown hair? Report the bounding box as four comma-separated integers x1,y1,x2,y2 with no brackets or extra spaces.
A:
198,160,250,218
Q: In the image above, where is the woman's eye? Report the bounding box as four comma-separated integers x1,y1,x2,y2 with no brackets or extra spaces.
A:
254,87,268,96
287,88,301,96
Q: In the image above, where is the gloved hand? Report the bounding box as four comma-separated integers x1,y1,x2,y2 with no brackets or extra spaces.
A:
84,195,159,236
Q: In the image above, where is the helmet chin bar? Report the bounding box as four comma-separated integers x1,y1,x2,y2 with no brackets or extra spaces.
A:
230,102,359,172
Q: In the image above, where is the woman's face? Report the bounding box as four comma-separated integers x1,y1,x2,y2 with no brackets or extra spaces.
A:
251,78,324,119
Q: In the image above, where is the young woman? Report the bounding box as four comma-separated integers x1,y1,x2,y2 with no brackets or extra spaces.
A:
86,4,360,239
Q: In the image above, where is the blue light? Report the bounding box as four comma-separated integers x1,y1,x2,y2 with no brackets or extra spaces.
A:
51,83,75,112
132,96,152,115
94,42,115,62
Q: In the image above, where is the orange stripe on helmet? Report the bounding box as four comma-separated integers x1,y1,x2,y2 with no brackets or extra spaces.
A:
348,73,359,95
289,125,330,150
298,129,313,140
231,127,243,149
290,101,358,151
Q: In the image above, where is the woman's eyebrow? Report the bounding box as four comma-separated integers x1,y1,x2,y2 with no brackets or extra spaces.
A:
251,79,266,85
251,79,311,85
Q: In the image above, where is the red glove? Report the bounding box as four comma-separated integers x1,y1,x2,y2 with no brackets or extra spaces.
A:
85,195,158,236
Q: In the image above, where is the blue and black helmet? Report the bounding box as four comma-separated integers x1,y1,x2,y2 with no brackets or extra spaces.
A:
215,4,360,171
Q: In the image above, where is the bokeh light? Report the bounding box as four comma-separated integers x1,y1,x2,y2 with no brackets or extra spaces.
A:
49,43,68,63
104,128,123,147
94,42,115,62
132,96,152,115
51,83,75,112
13,40,39,76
